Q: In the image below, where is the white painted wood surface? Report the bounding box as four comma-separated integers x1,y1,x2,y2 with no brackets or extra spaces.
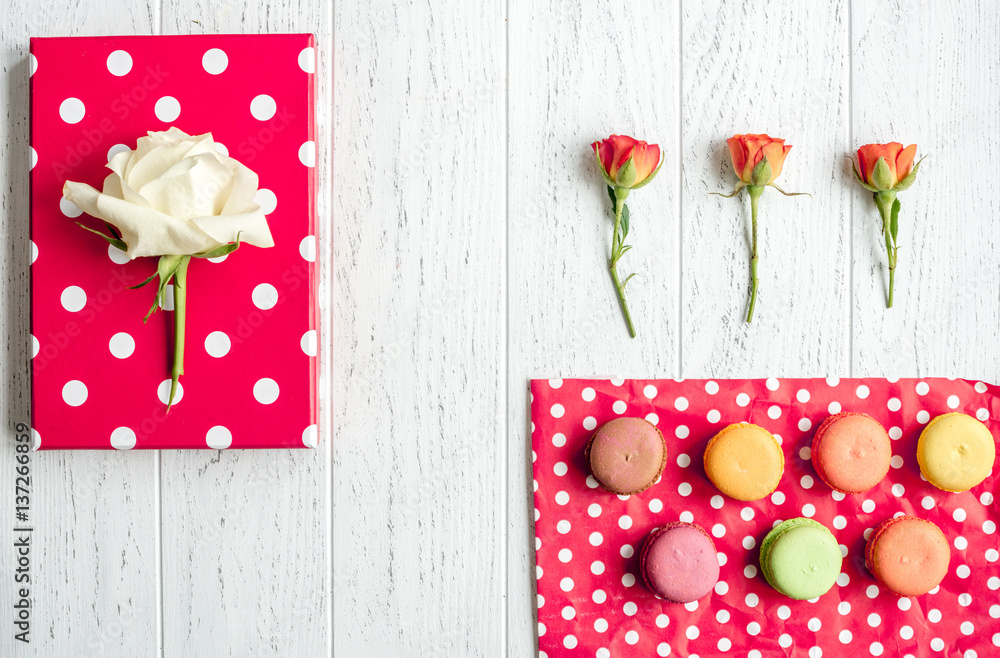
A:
1,1,998,656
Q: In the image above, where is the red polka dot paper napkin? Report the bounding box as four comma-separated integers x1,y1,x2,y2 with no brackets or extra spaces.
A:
29,35,319,449
531,378,1000,657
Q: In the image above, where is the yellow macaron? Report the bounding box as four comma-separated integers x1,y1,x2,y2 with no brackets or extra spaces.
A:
917,412,995,492
703,423,784,501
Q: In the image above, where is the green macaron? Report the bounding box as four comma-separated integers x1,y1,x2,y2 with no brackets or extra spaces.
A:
759,518,841,600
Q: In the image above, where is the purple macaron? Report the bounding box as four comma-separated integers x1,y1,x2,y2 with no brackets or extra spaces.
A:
640,522,719,603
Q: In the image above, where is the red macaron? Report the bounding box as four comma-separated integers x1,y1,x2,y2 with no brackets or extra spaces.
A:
811,412,891,494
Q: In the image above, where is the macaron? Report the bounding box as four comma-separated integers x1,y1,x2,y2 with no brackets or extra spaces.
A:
865,515,949,596
811,412,891,494
640,522,720,603
703,423,784,501
759,518,842,600
585,417,667,495
917,412,996,492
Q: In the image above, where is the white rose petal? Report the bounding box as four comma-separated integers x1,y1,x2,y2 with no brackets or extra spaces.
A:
62,127,274,260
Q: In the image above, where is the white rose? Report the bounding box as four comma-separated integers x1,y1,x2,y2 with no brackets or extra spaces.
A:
63,127,274,260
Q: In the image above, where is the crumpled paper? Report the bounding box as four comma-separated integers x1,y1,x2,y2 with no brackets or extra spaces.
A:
531,377,999,658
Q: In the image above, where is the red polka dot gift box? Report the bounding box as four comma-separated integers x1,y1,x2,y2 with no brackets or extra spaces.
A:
530,377,1000,658
29,35,319,449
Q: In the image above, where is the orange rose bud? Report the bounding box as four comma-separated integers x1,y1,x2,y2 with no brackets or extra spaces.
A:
592,135,662,190
856,142,917,190
726,134,793,184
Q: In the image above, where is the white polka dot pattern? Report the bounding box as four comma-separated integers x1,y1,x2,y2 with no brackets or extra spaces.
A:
531,378,999,657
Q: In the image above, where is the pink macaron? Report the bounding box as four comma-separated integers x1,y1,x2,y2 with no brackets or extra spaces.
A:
640,522,719,603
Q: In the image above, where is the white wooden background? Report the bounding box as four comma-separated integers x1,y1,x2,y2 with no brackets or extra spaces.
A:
0,0,998,656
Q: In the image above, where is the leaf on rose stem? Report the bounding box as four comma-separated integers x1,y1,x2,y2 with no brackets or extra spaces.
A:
194,233,242,259
143,255,185,323
76,222,127,252
104,222,122,241
607,185,616,207
621,273,638,288
890,199,900,242
621,203,630,240
618,245,632,259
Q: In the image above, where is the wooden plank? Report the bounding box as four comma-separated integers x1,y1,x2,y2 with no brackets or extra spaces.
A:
680,0,852,376
0,5,160,658
850,0,1000,381
507,1,682,654
154,3,333,657
331,0,506,655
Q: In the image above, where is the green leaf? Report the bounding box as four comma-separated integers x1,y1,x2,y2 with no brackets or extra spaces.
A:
76,222,127,252
621,203,630,240
607,185,616,207
129,271,158,290
890,199,900,242
194,234,242,259
104,222,122,241
618,245,632,259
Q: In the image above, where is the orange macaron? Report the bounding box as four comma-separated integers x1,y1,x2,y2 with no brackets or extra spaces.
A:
865,515,950,596
703,423,784,501
811,412,891,494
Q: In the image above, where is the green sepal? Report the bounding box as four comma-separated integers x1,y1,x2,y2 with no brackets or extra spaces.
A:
596,149,616,188
194,234,242,259
629,156,664,190
890,199,900,242
616,155,638,189
750,157,772,186
893,156,925,192
768,183,811,197
143,254,185,323
76,222,127,252
872,157,893,191
621,203,630,240
849,157,879,192
709,180,747,198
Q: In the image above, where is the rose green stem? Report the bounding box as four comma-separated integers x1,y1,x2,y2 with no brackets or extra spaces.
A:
610,191,636,338
875,191,898,309
166,256,191,412
746,184,764,323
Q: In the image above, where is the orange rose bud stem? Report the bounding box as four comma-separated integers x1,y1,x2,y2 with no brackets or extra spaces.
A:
610,192,637,338
873,191,899,308
746,184,764,323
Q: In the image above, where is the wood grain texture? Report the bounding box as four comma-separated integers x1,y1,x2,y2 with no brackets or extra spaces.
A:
851,0,1000,381
157,2,333,657
507,1,681,655
680,0,852,377
2,1,1000,656
331,0,506,656
0,3,160,658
